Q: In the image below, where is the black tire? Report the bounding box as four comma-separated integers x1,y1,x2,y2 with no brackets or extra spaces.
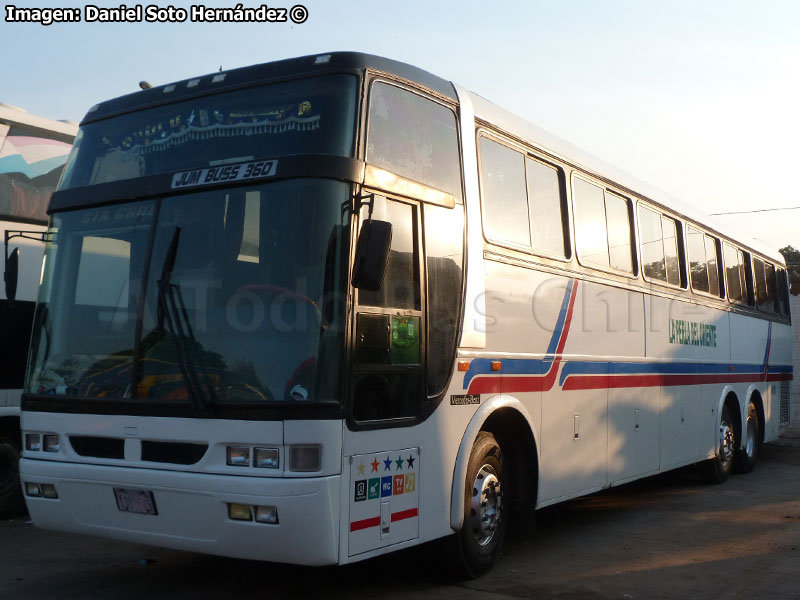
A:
734,401,760,473
454,432,507,578
702,404,735,484
0,435,26,517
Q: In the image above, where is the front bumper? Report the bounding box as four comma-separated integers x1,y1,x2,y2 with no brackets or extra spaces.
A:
20,458,341,565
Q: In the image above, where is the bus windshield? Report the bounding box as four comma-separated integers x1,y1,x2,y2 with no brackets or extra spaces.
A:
27,178,350,410
60,74,358,189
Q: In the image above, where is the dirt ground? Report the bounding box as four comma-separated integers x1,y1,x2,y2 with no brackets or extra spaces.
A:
3,439,800,600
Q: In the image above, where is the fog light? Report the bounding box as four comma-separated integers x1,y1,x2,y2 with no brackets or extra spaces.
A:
254,447,279,469
228,503,252,521
226,446,250,467
254,505,278,524
43,434,60,453
289,445,321,472
25,483,42,497
41,484,58,499
25,434,41,452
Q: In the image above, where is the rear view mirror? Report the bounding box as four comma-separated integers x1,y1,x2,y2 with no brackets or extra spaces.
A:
4,247,18,302
352,220,392,291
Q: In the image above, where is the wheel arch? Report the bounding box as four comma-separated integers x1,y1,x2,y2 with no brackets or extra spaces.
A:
449,394,539,531
746,388,766,444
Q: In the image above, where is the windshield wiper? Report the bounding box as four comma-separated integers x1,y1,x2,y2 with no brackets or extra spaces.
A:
156,227,219,413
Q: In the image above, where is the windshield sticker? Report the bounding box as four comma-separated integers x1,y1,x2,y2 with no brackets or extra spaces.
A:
171,159,278,189
121,99,321,156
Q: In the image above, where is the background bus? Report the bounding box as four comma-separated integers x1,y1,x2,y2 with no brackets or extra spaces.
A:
0,103,76,516
18,53,792,575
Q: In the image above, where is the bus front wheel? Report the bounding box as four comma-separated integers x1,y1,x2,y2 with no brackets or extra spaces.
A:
455,431,507,577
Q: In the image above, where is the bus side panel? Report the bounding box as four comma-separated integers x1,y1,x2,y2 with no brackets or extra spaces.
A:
646,295,730,468
605,290,657,484
540,280,625,502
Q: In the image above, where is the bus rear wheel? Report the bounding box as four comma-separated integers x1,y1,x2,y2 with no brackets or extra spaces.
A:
734,401,760,473
0,434,25,517
455,431,507,577
702,404,735,484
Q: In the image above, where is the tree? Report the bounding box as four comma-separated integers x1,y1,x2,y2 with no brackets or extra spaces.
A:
779,245,800,295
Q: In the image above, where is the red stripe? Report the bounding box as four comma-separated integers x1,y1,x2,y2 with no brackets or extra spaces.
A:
349,516,380,532
467,281,579,396
349,508,419,532
391,508,418,522
562,371,793,391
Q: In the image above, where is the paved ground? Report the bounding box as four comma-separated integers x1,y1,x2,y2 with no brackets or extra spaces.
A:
3,439,800,599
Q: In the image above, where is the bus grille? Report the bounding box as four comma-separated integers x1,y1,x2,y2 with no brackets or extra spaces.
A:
780,381,790,425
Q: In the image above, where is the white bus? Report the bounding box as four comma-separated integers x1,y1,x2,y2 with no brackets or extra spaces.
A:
0,103,75,516
19,53,792,575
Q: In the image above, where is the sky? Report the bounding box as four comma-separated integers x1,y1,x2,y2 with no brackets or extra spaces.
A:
3,0,799,253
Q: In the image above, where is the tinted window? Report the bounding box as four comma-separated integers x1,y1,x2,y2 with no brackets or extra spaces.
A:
358,196,420,310
639,205,666,281
705,235,721,297
776,267,790,317
0,125,73,222
755,259,777,314
63,75,358,189
724,243,745,303
367,82,462,201
479,137,529,247
573,177,609,268
662,216,680,286
606,192,634,273
526,157,567,257
573,177,634,274
688,226,710,293
424,204,464,396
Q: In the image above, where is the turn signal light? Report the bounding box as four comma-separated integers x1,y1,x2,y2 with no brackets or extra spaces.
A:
226,446,250,467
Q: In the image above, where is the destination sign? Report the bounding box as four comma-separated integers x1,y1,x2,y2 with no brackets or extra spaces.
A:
171,159,278,189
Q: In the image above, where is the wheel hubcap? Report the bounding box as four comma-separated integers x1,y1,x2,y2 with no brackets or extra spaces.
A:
719,420,735,467
470,464,501,547
745,417,757,458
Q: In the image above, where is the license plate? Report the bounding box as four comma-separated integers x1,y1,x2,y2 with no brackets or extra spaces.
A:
113,487,158,515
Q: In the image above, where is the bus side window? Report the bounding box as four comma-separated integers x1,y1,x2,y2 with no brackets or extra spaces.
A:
777,267,791,317
573,177,635,274
705,235,721,297
526,157,568,258
478,137,530,248
687,226,710,293
640,205,667,283
724,243,745,303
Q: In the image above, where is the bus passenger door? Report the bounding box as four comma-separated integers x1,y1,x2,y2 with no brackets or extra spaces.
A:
345,193,424,557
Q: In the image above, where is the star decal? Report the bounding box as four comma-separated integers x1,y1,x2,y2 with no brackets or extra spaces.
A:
406,455,415,469
370,458,380,472
357,462,365,475
383,457,393,471
395,456,404,470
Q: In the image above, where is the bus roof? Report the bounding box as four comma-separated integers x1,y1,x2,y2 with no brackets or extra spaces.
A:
81,52,457,125
74,52,783,266
0,103,78,141
465,90,785,266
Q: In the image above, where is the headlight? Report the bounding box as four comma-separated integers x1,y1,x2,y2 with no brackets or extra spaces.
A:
226,446,250,467
254,447,279,469
25,434,42,452
43,434,60,453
